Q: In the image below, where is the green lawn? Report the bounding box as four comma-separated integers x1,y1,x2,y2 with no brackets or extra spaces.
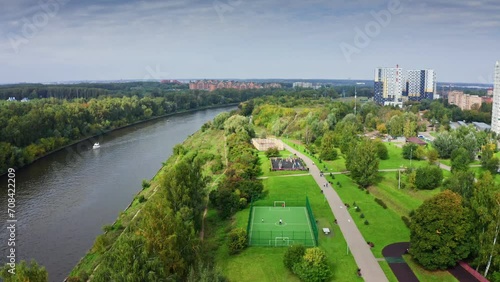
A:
218,175,363,282
403,255,458,282
277,138,458,281
370,172,442,217
379,142,428,169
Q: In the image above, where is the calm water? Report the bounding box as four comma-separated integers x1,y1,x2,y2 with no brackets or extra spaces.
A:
0,106,235,281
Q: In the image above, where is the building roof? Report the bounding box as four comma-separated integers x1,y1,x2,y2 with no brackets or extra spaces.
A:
407,137,427,146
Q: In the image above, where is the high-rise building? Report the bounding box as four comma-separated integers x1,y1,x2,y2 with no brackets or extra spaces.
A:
374,66,404,107
405,69,436,101
492,61,500,133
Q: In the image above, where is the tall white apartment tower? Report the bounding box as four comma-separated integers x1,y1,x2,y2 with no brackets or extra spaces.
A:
492,61,500,134
374,65,404,107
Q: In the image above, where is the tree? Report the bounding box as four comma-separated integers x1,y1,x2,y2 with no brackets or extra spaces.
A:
345,139,379,187
481,143,499,174
0,260,48,282
414,165,443,190
402,143,419,160
410,190,471,270
433,132,458,159
228,228,248,254
375,141,389,160
426,148,439,165
319,131,338,161
442,170,475,202
292,247,331,282
284,245,306,270
470,172,500,277
265,147,280,158
451,147,471,172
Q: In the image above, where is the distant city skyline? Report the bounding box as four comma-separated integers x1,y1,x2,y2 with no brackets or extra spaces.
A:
1,0,499,84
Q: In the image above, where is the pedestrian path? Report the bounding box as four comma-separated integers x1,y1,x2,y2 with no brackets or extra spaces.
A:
283,143,388,282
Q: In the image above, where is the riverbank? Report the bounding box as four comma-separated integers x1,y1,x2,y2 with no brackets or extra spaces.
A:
67,113,230,281
0,103,238,177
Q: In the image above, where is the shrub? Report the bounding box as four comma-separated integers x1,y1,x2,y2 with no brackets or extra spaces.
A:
265,147,280,158
376,141,389,160
364,220,370,225
360,213,365,219
401,216,411,228
355,206,361,212
283,245,306,270
138,195,146,203
374,198,388,209
365,190,370,194
239,197,248,209
415,165,443,190
141,179,151,189
228,228,248,254
292,247,331,282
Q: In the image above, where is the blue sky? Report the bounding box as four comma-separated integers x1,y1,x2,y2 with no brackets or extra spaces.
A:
0,0,498,84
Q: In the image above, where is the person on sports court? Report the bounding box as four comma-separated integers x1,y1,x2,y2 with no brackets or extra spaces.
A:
279,218,282,225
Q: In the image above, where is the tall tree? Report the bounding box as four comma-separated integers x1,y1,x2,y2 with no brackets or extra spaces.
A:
470,172,500,277
410,190,471,270
319,131,338,161
345,139,379,187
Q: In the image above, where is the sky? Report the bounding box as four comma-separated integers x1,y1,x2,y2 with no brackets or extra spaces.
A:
0,0,498,84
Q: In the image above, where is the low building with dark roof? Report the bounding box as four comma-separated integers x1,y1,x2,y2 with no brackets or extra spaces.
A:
406,137,427,146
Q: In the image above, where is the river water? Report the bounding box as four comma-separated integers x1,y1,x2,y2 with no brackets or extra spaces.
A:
0,106,235,281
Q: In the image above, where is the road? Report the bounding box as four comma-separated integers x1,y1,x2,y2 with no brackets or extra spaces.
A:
283,143,388,282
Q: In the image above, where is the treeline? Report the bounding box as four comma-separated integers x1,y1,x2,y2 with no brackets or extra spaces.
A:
414,99,492,125
0,88,276,175
209,112,264,219
64,109,263,281
0,82,187,100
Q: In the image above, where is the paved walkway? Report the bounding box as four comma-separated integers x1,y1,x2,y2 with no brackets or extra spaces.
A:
382,242,419,282
284,144,388,282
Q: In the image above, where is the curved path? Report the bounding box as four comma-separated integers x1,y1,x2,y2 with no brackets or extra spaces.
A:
382,242,418,282
284,143,388,282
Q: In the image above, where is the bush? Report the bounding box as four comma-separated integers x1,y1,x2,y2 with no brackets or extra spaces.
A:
283,245,306,270
376,141,389,160
364,220,370,225
239,197,248,209
401,216,411,228
265,147,280,158
374,198,388,209
355,206,361,212
138,195,146,203
141,179,151,189
415,165,443,190
228,228,248,254
360,213,365,219
292,248,331,282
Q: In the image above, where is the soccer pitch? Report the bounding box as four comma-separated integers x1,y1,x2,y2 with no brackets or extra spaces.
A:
248,206,316,247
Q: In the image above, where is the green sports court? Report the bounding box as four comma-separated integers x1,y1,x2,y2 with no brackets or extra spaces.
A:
247,199,318,247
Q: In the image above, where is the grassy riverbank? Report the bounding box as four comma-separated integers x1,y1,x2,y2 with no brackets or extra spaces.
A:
69,124,228,279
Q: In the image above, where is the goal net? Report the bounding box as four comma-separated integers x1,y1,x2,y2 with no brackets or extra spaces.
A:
274,237,292,246
273,201,286,207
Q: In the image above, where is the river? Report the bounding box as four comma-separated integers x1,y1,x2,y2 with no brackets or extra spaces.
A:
0,106,235,281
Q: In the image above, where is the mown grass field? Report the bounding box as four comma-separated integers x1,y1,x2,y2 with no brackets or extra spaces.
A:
216,174,364,282
280,138,458,281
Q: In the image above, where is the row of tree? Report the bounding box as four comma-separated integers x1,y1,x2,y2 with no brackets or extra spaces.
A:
209,113,264,219
0,87,278,175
